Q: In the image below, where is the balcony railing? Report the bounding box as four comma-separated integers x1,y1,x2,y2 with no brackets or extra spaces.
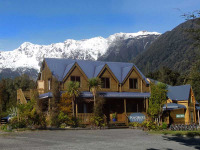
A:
77,113,94,124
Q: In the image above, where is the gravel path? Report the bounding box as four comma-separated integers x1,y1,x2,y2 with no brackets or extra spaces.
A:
0,129,199,150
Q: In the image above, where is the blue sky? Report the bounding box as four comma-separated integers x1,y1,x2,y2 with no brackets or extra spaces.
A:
0,0,199,51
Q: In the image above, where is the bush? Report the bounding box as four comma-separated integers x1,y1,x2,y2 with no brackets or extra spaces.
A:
142,121,159,131
58,111,71,126
9,117,26,129
161,122,168,130
70,116,80,127
60,123,67,128
0,124,11,131
129,122,142,127
91,116,104,127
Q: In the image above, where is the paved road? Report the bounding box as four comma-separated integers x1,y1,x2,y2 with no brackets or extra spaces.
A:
0,129,200,150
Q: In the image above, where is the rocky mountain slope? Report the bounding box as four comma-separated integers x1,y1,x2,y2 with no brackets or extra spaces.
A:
0,31,160,79
98,33,158,62
133,19,200,75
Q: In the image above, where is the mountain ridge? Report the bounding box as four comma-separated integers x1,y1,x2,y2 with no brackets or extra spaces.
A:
0,31,160,79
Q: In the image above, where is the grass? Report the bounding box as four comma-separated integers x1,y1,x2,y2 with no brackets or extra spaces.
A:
149,130,200,137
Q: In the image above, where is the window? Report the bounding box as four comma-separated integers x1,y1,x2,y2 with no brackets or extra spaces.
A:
129,78,138,89
101,77,110,88
71,76,81,87
48,79,51,90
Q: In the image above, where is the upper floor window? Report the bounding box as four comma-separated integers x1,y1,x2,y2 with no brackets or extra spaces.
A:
48,78,51,90
101,77,110,88
129,78,138,89
71,76,81,87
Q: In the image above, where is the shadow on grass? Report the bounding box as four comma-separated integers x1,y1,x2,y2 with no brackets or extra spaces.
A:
163,135,200,149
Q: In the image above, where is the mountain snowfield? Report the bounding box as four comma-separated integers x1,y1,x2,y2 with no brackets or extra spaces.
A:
0,31,160,72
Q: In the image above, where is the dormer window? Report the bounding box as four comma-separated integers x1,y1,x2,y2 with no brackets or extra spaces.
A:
101,77,110,88
129,78,138,89
71,76,81,87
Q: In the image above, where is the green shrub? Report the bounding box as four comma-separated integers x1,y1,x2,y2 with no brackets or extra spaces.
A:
129,122,142,127
141,121,159,131
91,116,104,127
0,124,10,131
60,123,67,128
58,111,70,125
161,122,168,130
70,116,80,127
9,117,26,129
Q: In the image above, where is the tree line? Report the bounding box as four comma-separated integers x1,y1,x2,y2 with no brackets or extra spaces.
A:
146,62,200,102
0,74,35,118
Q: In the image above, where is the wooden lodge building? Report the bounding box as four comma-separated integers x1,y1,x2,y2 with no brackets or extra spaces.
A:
18,58,199,125
37,58,150,125
162,84,197,125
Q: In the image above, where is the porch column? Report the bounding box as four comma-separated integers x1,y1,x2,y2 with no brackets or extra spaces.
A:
198,110,200,125
124,99,127,114
124,99,128,125
146,98,148,113
76,103,78,117
48,98,51,112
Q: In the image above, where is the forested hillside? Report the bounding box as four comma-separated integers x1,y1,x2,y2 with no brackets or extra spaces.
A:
134,19,200,75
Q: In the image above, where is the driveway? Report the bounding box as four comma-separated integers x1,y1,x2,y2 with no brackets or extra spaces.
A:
0,129,199,150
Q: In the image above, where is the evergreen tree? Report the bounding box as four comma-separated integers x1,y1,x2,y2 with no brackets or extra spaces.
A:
187,60,200,102
148,82,167,122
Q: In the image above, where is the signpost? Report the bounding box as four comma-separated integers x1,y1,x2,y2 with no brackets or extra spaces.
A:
176,114,185,118
128,113,146,123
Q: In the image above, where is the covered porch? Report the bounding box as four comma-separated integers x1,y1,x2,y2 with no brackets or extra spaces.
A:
38,91,150,125
77,92,150,125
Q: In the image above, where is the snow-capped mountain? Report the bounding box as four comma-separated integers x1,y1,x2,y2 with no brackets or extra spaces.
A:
0,31,160,79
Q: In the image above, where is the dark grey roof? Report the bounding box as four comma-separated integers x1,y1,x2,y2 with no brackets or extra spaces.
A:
163,103,186,111
39,92,53,99
167,85,191,101
196,106,200,110
44,58,149,84
149,79,191,101
80,91,150,98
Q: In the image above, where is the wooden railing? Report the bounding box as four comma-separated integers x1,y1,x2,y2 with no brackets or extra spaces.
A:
117,114,126,122
77,113,94,124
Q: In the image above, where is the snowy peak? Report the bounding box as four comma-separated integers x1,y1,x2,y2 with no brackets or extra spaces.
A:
108,31,161,41
0,31,161,72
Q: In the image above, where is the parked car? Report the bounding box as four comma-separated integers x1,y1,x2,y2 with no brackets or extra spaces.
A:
1,115,13,124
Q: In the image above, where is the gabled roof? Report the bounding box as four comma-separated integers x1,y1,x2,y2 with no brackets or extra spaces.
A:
167,85,191,101
148,78,191,101
44,58,149,84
